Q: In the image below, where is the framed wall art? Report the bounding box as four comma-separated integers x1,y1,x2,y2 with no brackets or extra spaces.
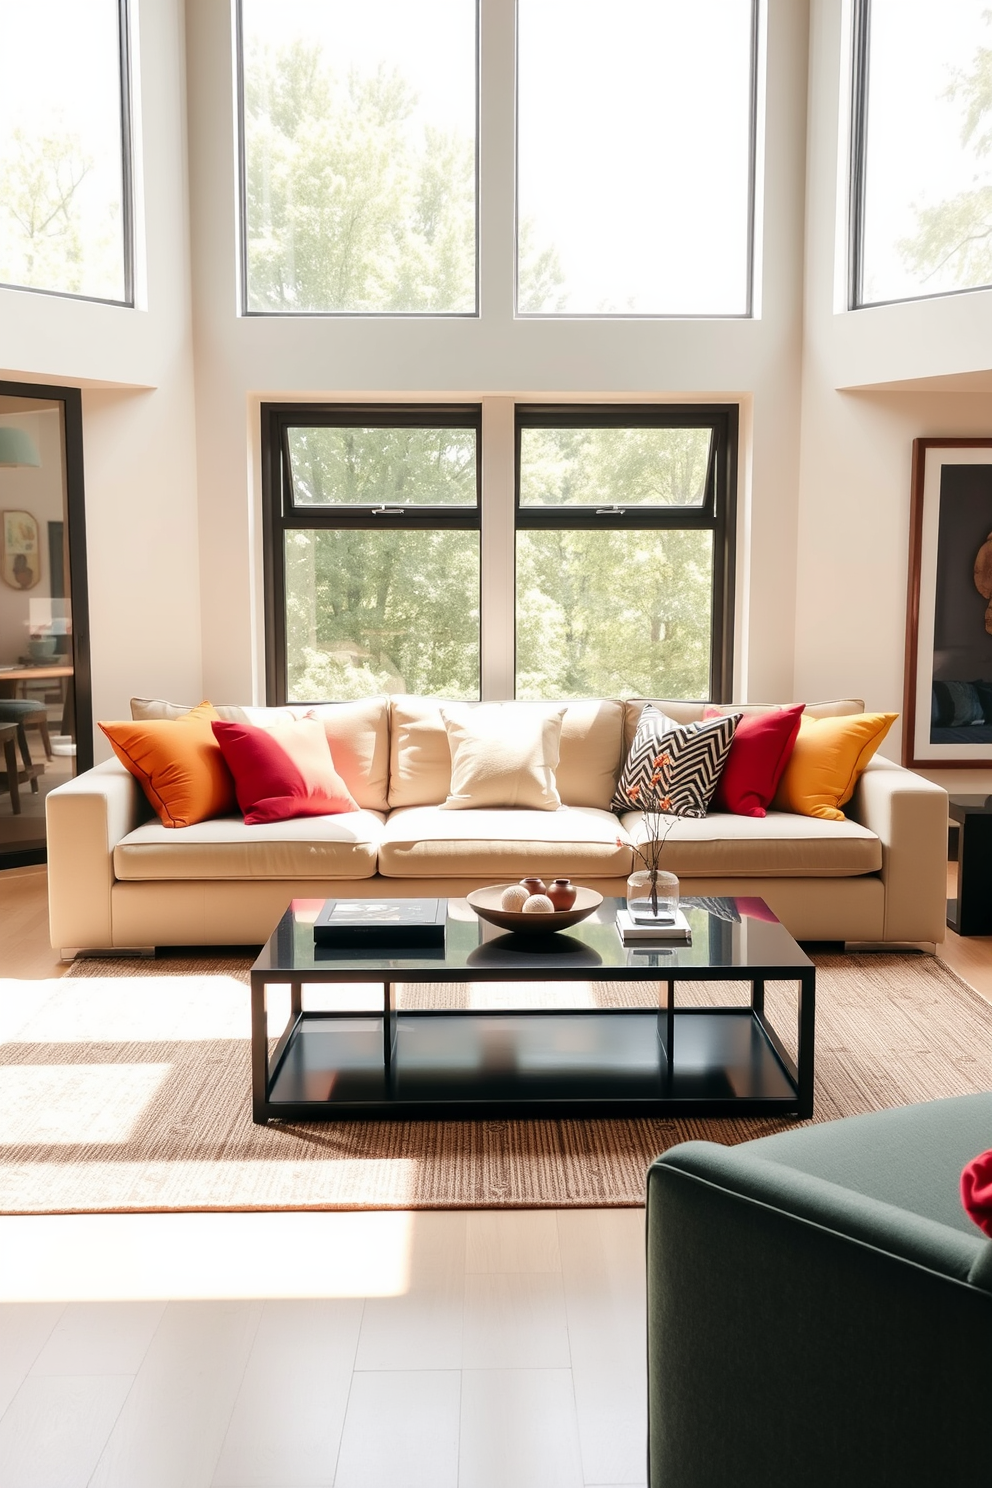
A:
1,509,41,591
904,439,992,768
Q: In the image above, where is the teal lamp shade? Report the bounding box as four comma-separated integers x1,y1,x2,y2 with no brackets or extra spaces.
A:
0,427,41,467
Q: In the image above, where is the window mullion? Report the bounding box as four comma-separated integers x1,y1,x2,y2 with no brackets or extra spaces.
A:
481,397,516,699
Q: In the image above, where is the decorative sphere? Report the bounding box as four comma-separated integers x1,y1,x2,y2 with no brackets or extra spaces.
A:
500,884,529,911
522,894,555,914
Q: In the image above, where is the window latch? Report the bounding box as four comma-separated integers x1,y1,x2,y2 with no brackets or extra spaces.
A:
596,505,626,515
371,505,403,515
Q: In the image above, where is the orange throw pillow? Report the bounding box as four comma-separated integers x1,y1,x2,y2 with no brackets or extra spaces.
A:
771,712,897,821
99,702,237,828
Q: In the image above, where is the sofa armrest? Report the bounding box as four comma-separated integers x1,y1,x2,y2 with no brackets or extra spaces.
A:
847,756,948,942
46,760,145,951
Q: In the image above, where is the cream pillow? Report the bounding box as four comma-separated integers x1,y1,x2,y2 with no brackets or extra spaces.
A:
439,703,566,810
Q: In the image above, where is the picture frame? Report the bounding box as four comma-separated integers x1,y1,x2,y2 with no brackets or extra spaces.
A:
0,509,41,591
904,439,992,768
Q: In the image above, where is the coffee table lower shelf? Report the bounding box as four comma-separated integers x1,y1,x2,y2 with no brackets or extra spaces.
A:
253,1007,805,1121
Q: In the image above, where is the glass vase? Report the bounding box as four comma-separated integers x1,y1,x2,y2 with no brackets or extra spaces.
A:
627,868,680,924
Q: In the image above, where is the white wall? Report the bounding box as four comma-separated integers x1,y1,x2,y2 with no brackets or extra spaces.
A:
185,0,810,707
4,0,992,794
798,0,992,788
0,0,200,753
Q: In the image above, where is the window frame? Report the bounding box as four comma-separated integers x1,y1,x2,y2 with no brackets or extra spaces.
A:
262,402,483,703
514,404,737,700
513,0,761,321
236,0,481,319
0,0,134,308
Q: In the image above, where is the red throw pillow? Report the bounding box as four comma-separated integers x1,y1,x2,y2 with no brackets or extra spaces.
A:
211,716,359,825
961,1148,992,1237
703,704,805,818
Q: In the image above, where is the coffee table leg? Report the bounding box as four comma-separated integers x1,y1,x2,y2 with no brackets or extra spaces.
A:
383,981,397,1073
251,977,269,1124
797,969,816,1119
751,977,765,1013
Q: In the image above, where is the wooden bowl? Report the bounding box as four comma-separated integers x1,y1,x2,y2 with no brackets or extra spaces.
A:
466,884,603,934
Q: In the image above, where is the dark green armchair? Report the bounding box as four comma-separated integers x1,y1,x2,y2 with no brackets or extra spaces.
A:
646,1093,992,1487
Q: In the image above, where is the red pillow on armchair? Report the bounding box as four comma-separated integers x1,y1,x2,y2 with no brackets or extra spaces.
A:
703,704,804,818
212,716,358,825
961,1148,992,1237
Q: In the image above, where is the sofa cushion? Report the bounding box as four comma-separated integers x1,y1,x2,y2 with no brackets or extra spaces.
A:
212,716,359,824
703,702,804,818
389,696,625,811
619,808,882,877
772,712,898,822
113,810,385,881
613,705,737,817
378,805,633,878
130,695,390,813
100,704,238,828
622,697,867,755
439,701,565,809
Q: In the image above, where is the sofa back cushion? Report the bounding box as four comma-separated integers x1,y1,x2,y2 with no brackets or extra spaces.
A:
130,695,390,812
387,696,625,810
621,698,866,756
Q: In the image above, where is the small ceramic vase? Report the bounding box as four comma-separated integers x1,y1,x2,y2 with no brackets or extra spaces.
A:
520,876,546,896
546,878,577,911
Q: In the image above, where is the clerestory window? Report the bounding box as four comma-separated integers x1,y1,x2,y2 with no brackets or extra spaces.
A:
851,0,992,307
238,0,478,315
0,0,133,304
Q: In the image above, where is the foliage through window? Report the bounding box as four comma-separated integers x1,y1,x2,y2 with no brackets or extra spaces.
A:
515,412,734,700
267,409,481,701
239,0,478,314
852,0,992,306
0,0,132,303
264,406,735,706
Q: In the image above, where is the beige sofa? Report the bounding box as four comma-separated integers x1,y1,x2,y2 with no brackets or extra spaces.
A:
46,694,949,955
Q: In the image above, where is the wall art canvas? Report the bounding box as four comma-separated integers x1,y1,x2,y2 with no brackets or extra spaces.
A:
904,439,992,767
1,509,41,591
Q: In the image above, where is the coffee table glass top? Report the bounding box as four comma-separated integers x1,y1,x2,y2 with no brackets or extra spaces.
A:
253,896,813,979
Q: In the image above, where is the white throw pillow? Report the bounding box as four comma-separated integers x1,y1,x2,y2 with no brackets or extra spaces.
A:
438,702,566,810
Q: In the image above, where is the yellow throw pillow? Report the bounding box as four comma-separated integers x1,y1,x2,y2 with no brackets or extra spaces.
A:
772,712,897,821
99,702,237,828
438,702,566,810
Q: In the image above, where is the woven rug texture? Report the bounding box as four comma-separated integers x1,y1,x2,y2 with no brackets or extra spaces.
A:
0,952,987,1212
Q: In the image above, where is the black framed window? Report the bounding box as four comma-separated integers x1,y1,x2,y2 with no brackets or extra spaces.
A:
0,0,133,306
851,0,992,308
263,406,482,702
515,407,736,700
238,0,479,316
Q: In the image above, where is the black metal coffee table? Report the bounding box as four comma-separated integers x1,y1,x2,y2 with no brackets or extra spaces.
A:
250,896,814,1123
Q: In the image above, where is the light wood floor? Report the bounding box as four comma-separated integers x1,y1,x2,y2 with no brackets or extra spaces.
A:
0,868,646,1488
1,863,990,1487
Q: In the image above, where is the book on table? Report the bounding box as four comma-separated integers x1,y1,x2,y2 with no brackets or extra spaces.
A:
313,898,447,949
615,907,692,944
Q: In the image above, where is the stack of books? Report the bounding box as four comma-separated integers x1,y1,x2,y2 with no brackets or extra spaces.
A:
615,907,691,945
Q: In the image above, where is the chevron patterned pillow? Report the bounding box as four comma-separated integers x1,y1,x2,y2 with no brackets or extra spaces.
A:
612,705,738,817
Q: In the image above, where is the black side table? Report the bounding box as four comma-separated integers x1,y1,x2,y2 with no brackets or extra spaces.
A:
947,794,992,935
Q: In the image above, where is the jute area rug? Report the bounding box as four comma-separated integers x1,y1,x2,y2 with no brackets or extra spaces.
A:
0,953,988,1213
